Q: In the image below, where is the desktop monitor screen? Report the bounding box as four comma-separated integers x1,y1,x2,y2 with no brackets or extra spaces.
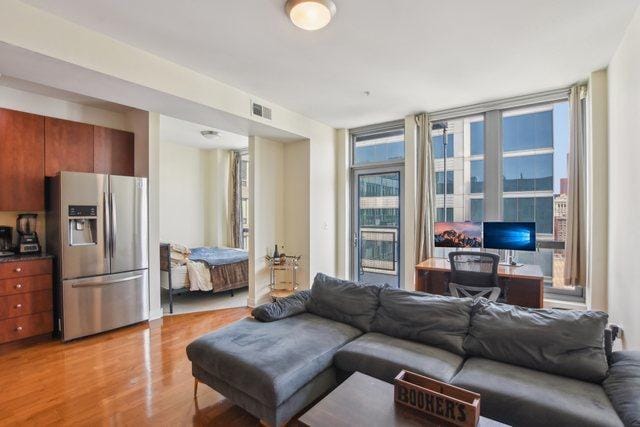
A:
483,222,536,251
434,222,482,248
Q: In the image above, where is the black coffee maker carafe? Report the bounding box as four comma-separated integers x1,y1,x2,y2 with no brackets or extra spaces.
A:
17,213,40,254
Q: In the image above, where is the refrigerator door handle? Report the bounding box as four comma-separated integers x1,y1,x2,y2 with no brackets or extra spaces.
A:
103,191,110,260
70,274,144,288
110,192,117,255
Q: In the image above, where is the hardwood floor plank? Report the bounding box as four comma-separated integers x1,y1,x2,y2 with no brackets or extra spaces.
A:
0,308,269,426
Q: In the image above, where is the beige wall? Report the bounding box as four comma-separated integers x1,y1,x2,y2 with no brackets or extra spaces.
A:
283,140,310,289
159,143,231,248
159,142,209,247
586,70,608,312
249,137,285,306
0,85,131,131
607,6,640,350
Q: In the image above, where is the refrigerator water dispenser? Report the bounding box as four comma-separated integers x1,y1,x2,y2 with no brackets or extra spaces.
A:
68,205,98,246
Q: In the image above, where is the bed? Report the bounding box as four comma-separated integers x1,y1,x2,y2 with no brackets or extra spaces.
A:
160,243,249,313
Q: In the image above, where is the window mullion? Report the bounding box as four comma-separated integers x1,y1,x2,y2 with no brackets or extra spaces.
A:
483,110,503,221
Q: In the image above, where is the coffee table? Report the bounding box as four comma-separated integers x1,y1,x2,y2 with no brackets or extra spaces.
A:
298,372,509,427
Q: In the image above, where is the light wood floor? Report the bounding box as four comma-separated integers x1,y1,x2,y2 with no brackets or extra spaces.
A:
0,307,265,426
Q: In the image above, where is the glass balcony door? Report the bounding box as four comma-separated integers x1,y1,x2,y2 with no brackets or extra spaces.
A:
352,167,403,287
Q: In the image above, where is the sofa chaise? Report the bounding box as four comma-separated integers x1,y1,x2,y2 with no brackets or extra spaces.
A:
186,273,640,427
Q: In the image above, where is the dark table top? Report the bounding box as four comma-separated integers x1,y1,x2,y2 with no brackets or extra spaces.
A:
0,253,53,263
298,372,509,427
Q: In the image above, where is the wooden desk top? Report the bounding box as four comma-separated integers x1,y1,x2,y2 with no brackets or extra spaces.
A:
416,257,543,280
298,372,508,427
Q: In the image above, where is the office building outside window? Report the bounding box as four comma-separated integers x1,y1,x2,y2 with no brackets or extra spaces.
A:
432,115,485,258
430,100,578,297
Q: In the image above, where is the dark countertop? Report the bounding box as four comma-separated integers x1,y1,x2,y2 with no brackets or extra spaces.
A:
0,253,54,263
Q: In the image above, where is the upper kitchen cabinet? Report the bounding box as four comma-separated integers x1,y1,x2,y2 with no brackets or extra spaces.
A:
45,117,94,177
0,108,45,211
93,126,135,176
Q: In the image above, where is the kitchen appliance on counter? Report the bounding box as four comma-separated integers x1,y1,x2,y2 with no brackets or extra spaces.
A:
47,172,149,341
0,226,13,256
17,213,40,254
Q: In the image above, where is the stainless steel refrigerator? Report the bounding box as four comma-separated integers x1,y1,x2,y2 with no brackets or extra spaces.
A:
47,172,149,341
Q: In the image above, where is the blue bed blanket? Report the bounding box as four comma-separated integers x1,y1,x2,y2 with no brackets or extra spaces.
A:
189,247,249,267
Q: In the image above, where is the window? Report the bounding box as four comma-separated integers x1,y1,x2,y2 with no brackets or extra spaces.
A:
432,115,485,259
433,134,454,159
470,160,484,193
436,207,454,222
429,99,580,299
470,121,484,155
240,152,249,249
503,110,553,151
435,171,454,195
503,154,553,192
353,126,404,165
501,102,574,296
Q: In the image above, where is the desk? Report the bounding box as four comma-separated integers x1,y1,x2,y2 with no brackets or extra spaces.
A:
415,258,544,308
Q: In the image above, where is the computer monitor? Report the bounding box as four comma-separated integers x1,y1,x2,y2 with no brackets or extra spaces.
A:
482,222,536,251
434,222,482,248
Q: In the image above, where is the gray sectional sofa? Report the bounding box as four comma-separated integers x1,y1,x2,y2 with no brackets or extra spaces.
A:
186,273,640,427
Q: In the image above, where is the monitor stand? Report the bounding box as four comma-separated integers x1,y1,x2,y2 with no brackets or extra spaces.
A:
500,250,523,267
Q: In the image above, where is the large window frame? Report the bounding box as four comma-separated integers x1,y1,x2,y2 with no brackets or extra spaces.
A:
430,88,583,301
349,120,405,288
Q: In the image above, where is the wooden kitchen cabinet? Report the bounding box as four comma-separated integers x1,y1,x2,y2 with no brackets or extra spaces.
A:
45,117,94,177
93,126,135,176
0,108,45,211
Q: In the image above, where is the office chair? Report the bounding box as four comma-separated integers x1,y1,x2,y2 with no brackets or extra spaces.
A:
448,251,501,301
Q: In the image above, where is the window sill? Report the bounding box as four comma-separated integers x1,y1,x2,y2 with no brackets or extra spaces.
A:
543,298,587,311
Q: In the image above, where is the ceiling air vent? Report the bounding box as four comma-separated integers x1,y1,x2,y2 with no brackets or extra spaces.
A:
251,101,272,120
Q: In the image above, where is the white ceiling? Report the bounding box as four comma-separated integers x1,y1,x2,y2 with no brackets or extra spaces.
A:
22,0,639,129
160,115,248,150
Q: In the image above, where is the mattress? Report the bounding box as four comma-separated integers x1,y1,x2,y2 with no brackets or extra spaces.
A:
161,265,190,290
189,247,249,267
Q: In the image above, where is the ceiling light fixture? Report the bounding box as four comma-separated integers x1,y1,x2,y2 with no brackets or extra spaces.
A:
285,0,336,31
201,130,220,139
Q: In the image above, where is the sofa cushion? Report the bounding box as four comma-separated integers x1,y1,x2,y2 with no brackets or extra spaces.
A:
371,288,472,355
334,332,464,383
603,351,640,426
306,273,383,332
463,298,609,382
252,290,310,322
452,358,623,427
186,313,361,407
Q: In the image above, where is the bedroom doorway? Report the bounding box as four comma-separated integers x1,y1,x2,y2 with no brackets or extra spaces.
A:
158,115,250,315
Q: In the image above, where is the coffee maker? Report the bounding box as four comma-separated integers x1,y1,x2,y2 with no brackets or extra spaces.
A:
17,213,40,254
0,226,13,256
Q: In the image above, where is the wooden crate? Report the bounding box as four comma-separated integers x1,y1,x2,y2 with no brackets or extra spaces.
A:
394,370,481,427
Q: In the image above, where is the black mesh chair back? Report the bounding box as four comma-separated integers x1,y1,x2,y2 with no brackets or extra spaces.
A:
448,252,501,301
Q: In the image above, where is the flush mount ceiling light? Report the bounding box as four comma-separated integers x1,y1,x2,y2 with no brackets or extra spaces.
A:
201,130,220,139
285,0,336,31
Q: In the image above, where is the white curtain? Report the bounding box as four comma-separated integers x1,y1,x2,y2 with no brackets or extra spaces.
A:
564,85,587,286
415,113,436,263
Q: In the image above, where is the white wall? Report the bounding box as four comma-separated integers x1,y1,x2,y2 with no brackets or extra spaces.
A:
283,140,310,289
0,85,130,130
125,110,162,320
607,6,640,350
586,70,608,312
205,149,230,247
249,137,285,306
159,143,231,248
335,129,350,279
159,142,208,247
